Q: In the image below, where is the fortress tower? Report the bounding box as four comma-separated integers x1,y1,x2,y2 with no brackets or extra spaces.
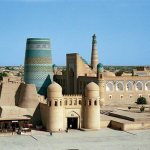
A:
91,34,98,72
24,38,53,97
97,63,105,106
46,82,63,131
84,82,100,129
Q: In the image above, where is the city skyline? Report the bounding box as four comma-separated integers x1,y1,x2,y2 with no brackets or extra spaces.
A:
0,0,150,66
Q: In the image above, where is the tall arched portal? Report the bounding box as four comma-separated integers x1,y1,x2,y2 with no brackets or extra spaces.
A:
69,68,74,94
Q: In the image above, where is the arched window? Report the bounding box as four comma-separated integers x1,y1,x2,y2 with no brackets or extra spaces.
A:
94,100,97,105
136,82,143,90
126,82,134,91
106,82,114,91
116,82,124,91
109,95,112,99
145,82,150,91
60,101,62,106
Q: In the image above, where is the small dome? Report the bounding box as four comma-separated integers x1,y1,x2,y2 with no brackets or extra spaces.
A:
7,72,14,77
104,71,115,77
97,63,103,68
97,63,104,72
82,58,88,65
47,82,62,92
85,82,99,91
52,64,57,68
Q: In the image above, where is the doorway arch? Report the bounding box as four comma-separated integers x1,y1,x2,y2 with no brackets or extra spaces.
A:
66,111,80,129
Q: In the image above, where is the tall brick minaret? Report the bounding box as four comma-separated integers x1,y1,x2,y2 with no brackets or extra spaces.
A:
91,33,98,72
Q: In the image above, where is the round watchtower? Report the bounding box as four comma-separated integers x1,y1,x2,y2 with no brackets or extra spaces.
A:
84,82,100,129
46,82,63,131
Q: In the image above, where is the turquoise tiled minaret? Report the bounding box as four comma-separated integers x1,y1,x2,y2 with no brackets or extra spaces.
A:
97,63,105,106
24,38,53,97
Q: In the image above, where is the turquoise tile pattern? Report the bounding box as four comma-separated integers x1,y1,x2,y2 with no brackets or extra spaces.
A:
24,38,53,97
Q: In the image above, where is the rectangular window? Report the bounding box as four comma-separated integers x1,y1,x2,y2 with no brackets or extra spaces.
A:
74,99,77,105
94,100,97,105
54,101,57,106
69,100,72,105
49,101,51,106
89,100,91,105
60,101,62,106
79,100,81,105
64,100,67,105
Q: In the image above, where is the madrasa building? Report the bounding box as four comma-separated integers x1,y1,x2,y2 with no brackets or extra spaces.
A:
0,34,150,133
40,34,150,131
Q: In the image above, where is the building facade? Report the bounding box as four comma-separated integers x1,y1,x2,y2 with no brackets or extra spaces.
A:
54,34,150,106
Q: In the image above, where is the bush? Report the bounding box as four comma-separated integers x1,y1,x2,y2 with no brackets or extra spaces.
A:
137,97,147,104
140,106,145,112
128,106,131,111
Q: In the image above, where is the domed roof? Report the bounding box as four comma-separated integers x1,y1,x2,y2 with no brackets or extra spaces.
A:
104,71,115,77
47,82,62,92
97,63,103,68
52,64,57,68
97,63,104,72
6,72,14,77
82,58,88,65
85,82,99,91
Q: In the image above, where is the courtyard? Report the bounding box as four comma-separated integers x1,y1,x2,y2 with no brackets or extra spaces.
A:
0,128,150,150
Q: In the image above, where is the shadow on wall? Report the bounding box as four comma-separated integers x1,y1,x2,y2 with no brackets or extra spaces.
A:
15,84,22,106
38,75,52,98
29,104,42,127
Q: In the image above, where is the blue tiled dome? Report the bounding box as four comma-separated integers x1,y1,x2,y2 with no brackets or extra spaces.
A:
82,58,88,65
97,63,104,72
53,64,57,68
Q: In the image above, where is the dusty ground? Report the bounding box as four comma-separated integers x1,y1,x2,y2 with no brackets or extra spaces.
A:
0,128,150,150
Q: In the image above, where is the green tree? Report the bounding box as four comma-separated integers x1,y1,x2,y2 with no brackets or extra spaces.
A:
0,72,7,80
137,97,147,104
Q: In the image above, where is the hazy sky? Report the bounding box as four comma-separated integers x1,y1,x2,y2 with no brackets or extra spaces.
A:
0,0,150,66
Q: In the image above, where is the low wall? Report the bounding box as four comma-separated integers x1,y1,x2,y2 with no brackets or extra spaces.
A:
110,120,150,131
